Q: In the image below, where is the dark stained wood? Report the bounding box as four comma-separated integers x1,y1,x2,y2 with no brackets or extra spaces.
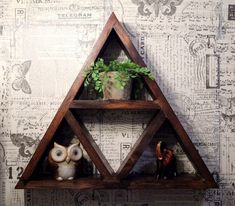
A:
64,110,114,178
109,14,217,188
16,174,217,190
144,79,218,187
128,177,217,189
16,12,218,190
18,12,117,182
69,100,160,110
116,111,166,179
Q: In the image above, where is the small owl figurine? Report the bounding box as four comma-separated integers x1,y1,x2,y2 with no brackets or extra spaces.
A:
48,142,83,181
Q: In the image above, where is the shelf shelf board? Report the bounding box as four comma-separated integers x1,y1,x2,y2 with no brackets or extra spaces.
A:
16,175,216,190
69,100,160,110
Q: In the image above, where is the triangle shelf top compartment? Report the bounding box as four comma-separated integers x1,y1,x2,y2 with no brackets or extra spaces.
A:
16,12,217,190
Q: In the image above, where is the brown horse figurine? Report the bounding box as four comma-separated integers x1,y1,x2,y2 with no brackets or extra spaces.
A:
155,141,177,180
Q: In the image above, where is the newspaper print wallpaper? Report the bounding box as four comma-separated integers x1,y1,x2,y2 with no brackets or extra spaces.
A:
0,0,234,205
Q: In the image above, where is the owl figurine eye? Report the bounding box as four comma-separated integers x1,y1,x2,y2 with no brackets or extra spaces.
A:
68,143,83,162
50,142,67,162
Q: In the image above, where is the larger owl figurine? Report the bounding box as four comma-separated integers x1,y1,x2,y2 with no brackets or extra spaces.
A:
48,142,83,181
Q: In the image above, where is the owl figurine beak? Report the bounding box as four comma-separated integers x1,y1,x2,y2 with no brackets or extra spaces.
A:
66,156,71,163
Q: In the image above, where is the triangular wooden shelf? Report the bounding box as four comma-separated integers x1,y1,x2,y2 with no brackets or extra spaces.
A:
16,12,217,190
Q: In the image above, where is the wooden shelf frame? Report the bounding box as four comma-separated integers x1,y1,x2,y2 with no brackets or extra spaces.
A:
69,100,160,110
65,110,115,178
16,175,215,190
16,12,218,190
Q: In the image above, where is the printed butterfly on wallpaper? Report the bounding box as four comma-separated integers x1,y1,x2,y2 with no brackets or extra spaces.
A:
12,60,32,94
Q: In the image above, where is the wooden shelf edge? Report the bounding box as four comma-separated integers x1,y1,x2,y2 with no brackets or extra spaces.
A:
15,177,218,190
69,100,160,110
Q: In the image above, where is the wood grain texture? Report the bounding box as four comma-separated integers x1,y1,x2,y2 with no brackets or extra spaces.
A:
16,12,218,190
108,14,217,187
18,12,117,182
116,111,166,179
144,79,218,187
69,100,160,110
16,175,217,190
65,110,114,178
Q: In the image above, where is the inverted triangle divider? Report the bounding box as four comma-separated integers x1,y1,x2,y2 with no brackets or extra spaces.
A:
65,110,114,178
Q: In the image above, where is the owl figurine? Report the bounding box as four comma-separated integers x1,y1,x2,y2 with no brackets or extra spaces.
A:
48,142,83,181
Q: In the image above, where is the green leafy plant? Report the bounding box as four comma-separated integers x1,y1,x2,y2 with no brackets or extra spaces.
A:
84,58,154,97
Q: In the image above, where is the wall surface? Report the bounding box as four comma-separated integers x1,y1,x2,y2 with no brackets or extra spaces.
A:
0,0,235,205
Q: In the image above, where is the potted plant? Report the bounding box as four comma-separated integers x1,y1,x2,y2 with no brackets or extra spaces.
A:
84,58,154,100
